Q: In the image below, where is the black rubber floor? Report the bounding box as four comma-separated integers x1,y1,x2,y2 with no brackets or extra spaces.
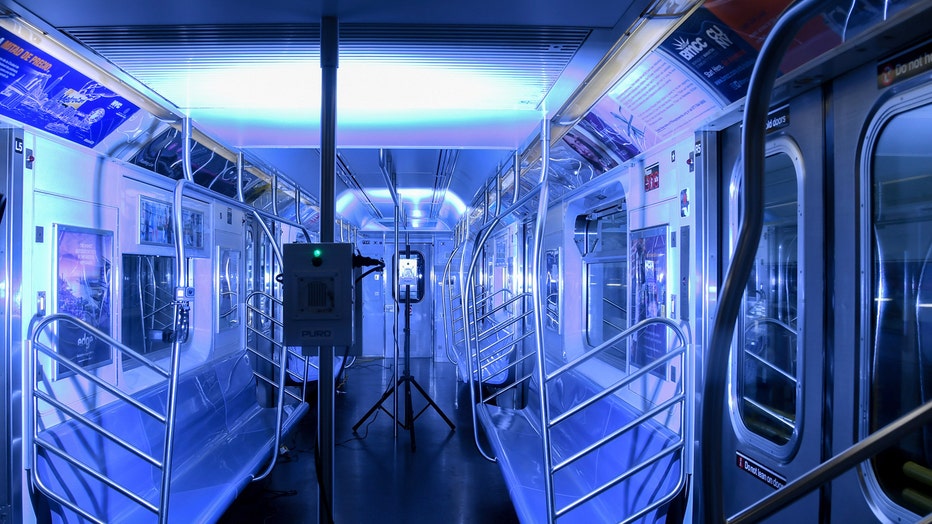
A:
219,357,519,524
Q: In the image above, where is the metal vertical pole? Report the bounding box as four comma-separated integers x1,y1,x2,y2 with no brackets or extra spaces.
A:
700,1,830,522
530,116,554,522
319,15,337,524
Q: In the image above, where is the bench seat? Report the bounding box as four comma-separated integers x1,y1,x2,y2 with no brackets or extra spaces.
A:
477,370,683,523
34,351,308,524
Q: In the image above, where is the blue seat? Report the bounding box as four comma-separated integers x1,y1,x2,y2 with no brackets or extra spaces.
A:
34,351,308,524
286,349,345,383
477,370,682,523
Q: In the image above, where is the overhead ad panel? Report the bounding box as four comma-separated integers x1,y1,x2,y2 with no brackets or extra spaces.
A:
0,27,139,147
660,2,841,103
562,52,720,171
561,0,846,173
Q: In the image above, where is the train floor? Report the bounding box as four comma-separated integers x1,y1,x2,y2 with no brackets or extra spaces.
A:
219,357,520,524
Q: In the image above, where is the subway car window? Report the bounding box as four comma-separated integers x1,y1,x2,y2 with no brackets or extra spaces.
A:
584,207,628,369
736,152,800,447
218,248,241,331
868,101,932,516
121,255,178,364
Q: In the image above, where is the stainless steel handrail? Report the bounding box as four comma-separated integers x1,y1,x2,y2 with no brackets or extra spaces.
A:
550,346,686,427
742,317,798,382
477,310,533,341
700,3,832,521
540,316,688,522
556,441,685,519
476,291,528,323
32,474,107,524
478,337,523,371
548,317,687,380
553,393,685,474
33,314,169,379
473,287,514,308
603,297,627,315
33,389,162,468
746,316,797,337
440,241,463,364
729,398,932,523
530,117,556,520
459,134,545,463
245,291,308,400
743,350,796,384
172,179,301,486
32,342,167,424
741,397,795,432
34,439,159,513
29,313,171,522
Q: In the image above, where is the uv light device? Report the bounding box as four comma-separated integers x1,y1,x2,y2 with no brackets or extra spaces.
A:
282,242,354,352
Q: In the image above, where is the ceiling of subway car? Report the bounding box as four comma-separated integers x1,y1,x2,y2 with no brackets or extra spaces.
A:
7,0,656,231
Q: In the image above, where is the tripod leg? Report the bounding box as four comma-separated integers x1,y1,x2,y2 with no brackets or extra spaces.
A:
352,380,399,432
409,377,456,431
405,375,416,452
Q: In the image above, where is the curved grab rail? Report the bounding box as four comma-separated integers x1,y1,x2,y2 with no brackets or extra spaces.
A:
544,315,689,522
700,1,832,522
171,175,311,487
28,313,173,522
440,240,464,364
30,313,170,379
475,289,522,324
743,317,798,383
546,316,688,381
251,212,284,269
462,240,498,461
745,316,797,337
474,287,515,310
243,290,304,482
461,177,544,462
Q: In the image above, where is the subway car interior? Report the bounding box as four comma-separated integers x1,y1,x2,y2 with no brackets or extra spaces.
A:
3,0,932,522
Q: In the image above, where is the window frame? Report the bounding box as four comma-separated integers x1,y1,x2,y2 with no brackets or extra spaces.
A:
859,84,932,522
727,138,805,462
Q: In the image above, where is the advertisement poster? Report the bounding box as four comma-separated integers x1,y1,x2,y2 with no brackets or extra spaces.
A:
562,125,619,175
57,226,113,376
630,225,667,377
0,27,139,147
659,7,760,103
588,52,718,160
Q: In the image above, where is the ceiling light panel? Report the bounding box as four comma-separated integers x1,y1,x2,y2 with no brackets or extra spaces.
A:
64,23,589,115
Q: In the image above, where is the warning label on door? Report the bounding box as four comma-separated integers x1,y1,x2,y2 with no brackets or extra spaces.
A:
736,451,787,490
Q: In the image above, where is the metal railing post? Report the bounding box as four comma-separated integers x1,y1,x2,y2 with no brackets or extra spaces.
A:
529,116,555,522
700,1,833,522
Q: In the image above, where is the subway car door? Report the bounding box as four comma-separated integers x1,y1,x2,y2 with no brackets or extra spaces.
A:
715,87,825,521
835,53,932,523
1,127,23,523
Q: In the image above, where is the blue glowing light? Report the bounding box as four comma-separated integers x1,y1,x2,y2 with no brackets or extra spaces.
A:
149,60,546,148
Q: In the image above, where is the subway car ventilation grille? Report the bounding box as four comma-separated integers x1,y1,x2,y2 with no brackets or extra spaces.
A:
63,24,590,109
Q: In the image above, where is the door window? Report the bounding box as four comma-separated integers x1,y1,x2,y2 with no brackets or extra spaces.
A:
866,101,932,517
733,148,802,453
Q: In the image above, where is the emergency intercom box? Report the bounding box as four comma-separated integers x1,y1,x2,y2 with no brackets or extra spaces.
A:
282,242,355,351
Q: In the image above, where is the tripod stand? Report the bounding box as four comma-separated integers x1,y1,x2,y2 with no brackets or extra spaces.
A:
352,279,455,452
